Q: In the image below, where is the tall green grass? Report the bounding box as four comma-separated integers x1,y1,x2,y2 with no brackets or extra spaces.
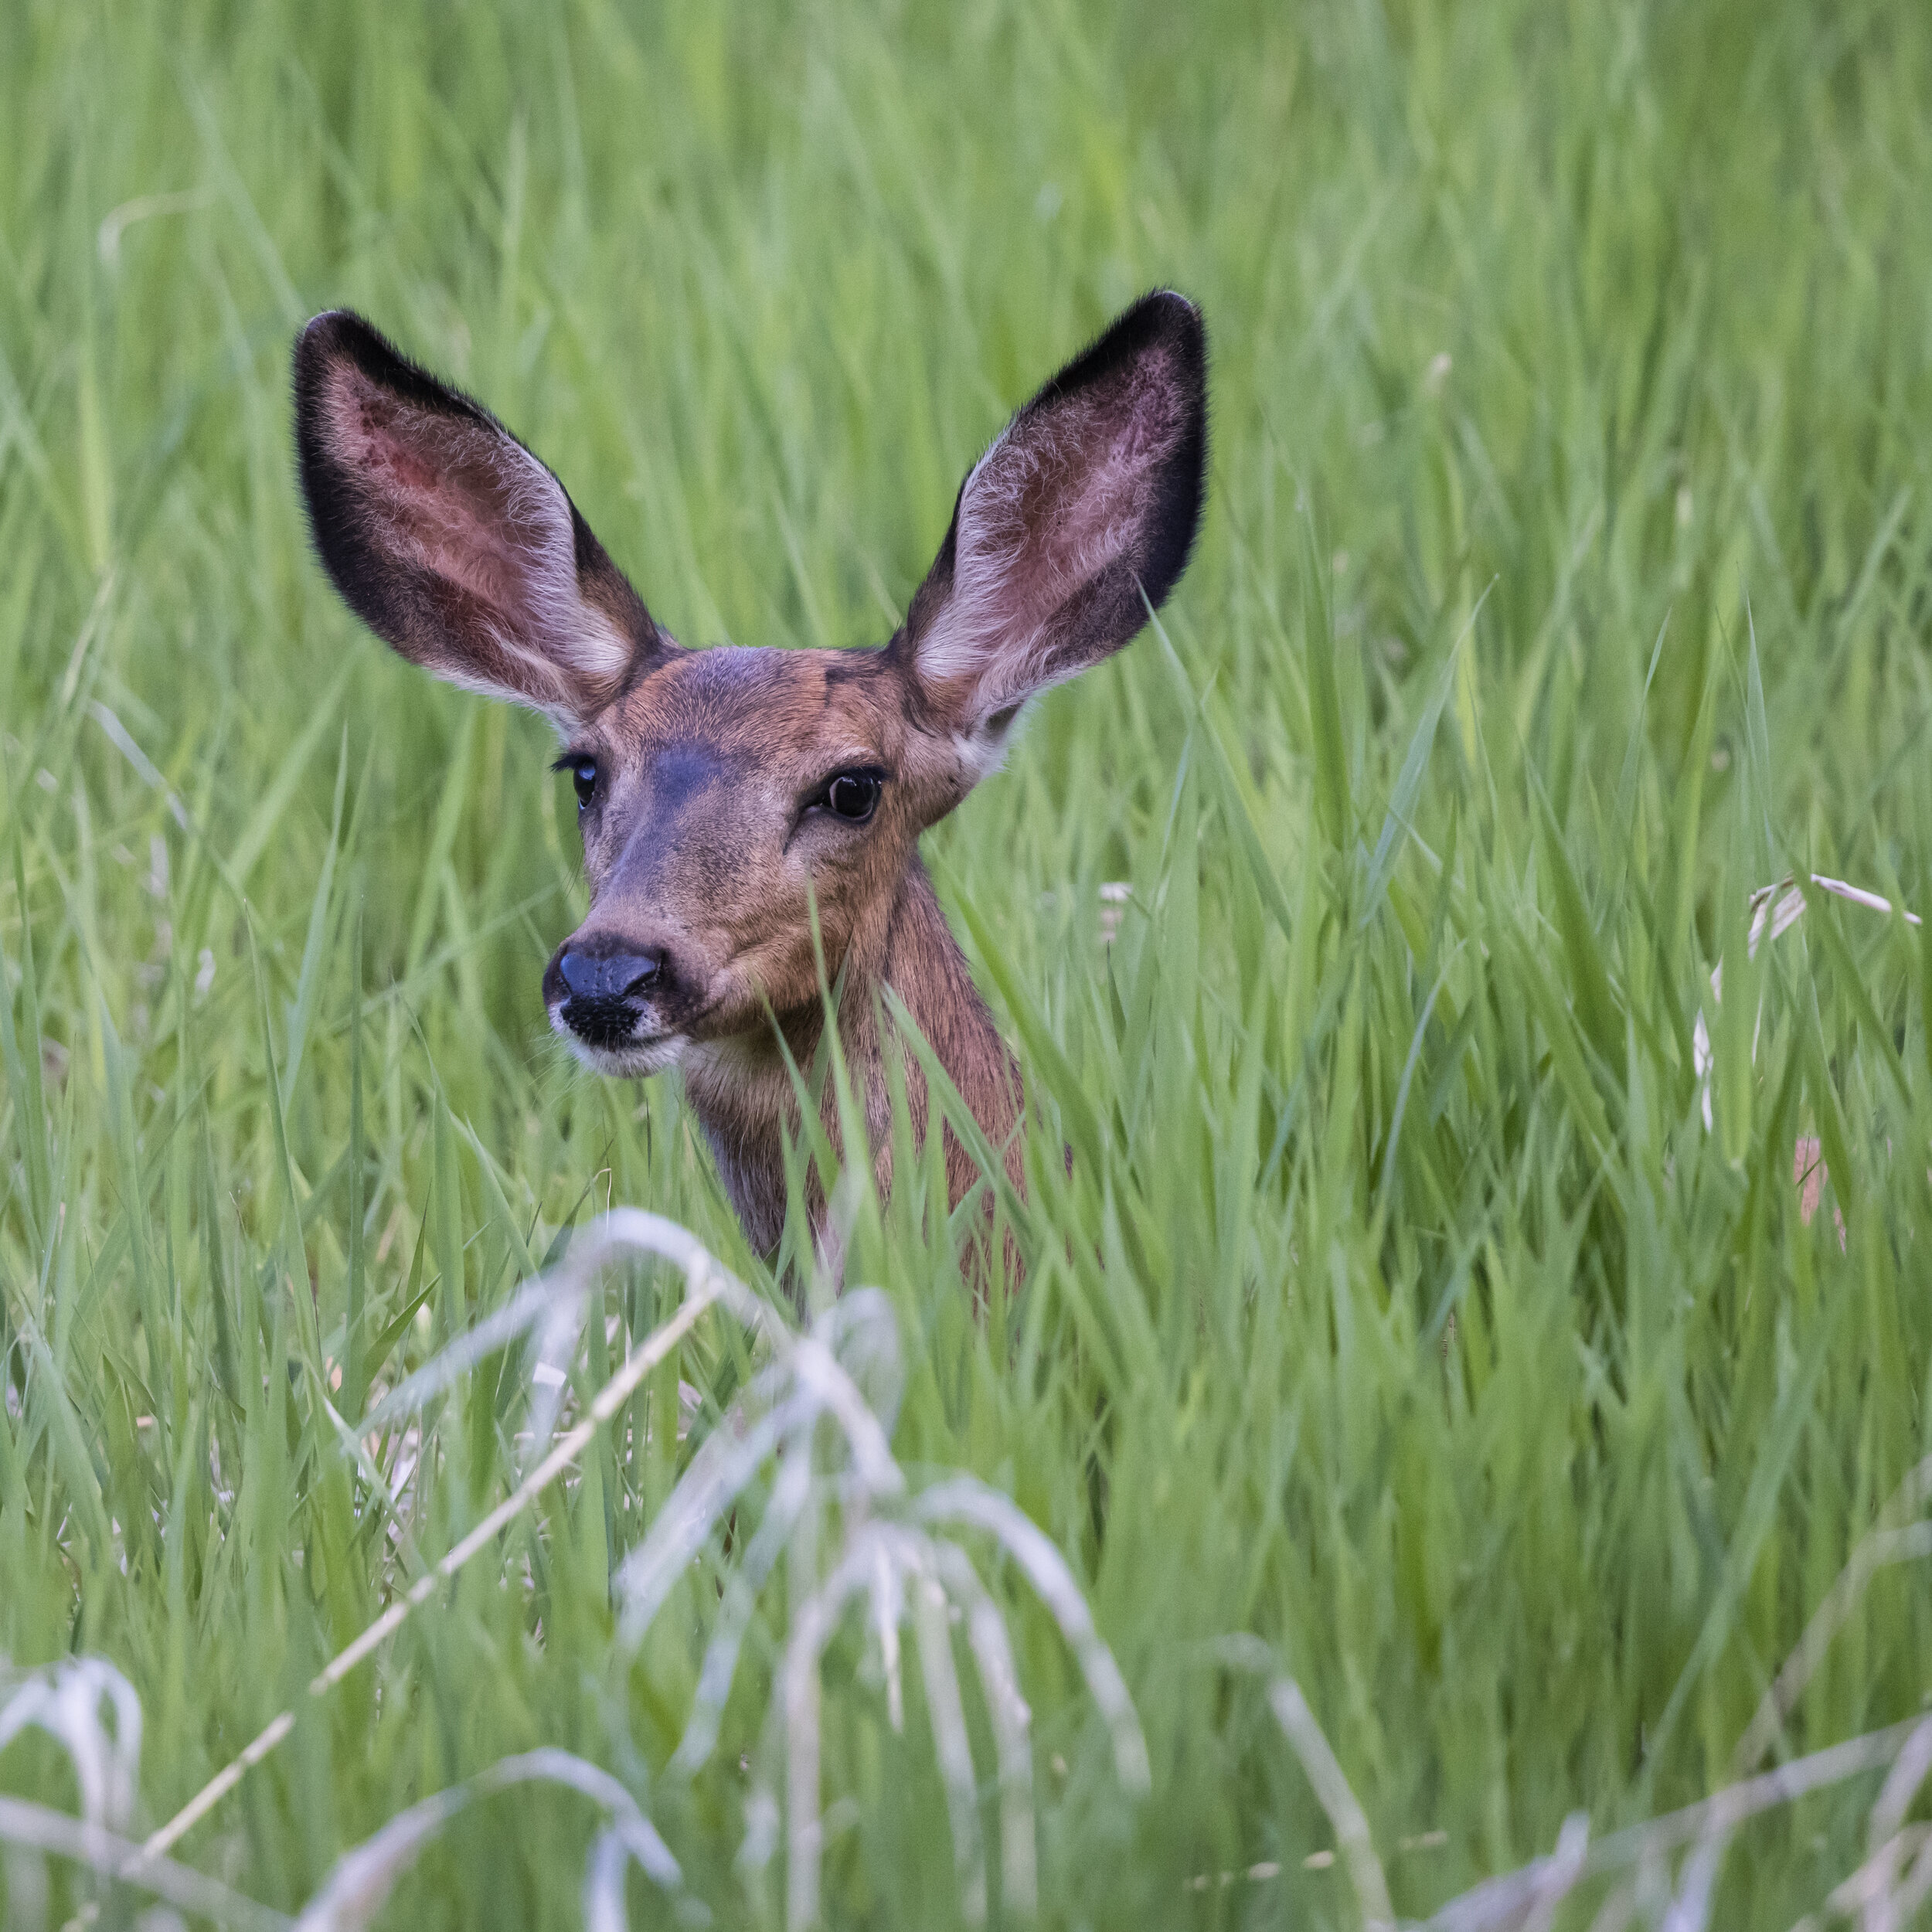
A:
5,0,1932,1923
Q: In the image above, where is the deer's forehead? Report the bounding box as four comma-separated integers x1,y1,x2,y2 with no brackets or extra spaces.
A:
604,646,903,766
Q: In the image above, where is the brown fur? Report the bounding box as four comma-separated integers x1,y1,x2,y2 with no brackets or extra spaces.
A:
292,294,1207,1263
563,642,1024,1252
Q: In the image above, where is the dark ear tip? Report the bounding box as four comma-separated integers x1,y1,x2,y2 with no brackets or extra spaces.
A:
293,308,446,398
1114,291,1208,610
1116,287,1204,350
299,308,357,342
293,311,383,421
291,310,495,444
296,309,371,375
1039,288,1208,423
1138,287,1205,342
1135,290,1208,396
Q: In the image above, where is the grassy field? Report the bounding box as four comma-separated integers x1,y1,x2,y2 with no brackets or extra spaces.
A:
5,0,1932,1924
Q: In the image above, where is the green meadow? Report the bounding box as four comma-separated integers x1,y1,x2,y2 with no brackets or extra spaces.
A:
5,0,1932,1923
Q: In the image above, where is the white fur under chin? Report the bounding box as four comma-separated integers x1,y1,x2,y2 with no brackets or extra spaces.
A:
549,1008,688,1079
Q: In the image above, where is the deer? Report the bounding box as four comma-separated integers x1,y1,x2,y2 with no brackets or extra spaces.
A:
293,291,1207,1262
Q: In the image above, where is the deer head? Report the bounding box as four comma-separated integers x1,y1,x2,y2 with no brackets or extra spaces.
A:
294,293,1207,1254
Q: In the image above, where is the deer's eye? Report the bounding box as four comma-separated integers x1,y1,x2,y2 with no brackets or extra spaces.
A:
810,768,884,825
554,755,599,811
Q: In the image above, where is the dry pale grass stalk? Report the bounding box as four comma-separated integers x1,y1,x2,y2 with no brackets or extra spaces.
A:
1429,1717,1929,1932
0,1793,286,1930
13,1210,1141,1932
1427,1443,1932,1932
1815,1824,1932,1932
140,1211,751,1863
613,1278,1147,1931
1267,1675,1396,1932
1520,1813,1591,1932
1207,1640,1394,1931
291,1749,681,1932
0,1659,280,1927
1693,873,1920,1133
0,1657,142,1836
912,1573,983,1920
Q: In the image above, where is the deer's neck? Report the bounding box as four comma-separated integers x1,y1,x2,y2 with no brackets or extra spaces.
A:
679,856,1020,1256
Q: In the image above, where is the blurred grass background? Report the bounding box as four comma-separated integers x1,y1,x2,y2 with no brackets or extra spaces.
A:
5,0,1932,1923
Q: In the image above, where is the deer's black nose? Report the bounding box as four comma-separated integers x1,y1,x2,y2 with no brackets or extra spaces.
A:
545,938,669,1051
557,949,660,1002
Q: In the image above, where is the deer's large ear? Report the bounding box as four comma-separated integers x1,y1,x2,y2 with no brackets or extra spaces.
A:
894,290,1206,766
293,311,671,727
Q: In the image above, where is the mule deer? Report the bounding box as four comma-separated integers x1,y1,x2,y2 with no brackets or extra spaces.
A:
294,292,1207,1257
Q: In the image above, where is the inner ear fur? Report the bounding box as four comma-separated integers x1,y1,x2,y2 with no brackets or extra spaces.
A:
293,311,668,725
896,289,1207,738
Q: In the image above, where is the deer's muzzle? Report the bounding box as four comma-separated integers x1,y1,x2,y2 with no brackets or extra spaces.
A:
545,936,667,1051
